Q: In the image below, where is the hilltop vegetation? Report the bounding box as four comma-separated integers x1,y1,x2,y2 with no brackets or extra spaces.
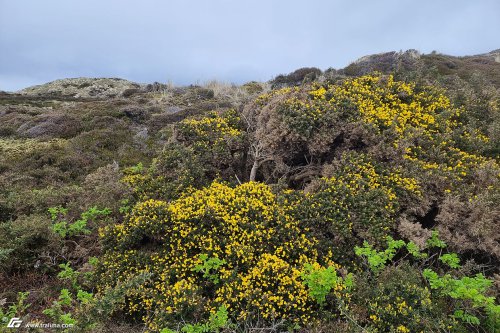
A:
0,50,499,332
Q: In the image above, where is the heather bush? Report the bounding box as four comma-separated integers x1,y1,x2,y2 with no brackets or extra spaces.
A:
270,67,322,88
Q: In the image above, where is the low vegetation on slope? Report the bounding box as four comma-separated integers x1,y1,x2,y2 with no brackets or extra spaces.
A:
0,51,499,332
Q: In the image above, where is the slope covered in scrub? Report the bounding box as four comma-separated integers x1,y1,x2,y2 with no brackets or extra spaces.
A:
0,50,499,332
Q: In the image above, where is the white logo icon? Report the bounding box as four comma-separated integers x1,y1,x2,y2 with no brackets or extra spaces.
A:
7,317,22,328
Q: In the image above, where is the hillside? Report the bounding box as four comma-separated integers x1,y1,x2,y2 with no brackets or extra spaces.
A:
0,50,499,332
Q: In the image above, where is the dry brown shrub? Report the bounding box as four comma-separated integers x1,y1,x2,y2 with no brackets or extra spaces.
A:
436,194,499,259
82,163,131,212
397,217,432,249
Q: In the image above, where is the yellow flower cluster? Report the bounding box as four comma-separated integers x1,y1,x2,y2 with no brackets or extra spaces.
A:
255,86,298,106
403,144,496,181
328,154,421,198
98,181,342,329
397,325,410,333
323,154,421,214
462,128,490,143
255,74,498,193
294,152,423,261
308,85,327,100
329,75,452,136
274,74,498,196
215,254,313,322
178,109,243,147
267,74,457,141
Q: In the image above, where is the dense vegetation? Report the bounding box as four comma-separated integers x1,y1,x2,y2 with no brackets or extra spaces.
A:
1,50,499,332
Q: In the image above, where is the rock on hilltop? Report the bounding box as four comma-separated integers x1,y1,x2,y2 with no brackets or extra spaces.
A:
19,77,143,98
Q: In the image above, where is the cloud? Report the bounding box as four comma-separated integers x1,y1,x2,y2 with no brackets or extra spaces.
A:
1,0,499,91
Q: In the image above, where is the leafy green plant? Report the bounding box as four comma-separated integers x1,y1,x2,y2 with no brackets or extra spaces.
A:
127,162,144,174
42,262,98,330
354,236,406,273
0,292,30,327
49,206,72,238
42,289,77,326
48,206,68,221
160,306,230,333
50,206,111,238
426,230,447,248
80,206,111,221
52,220,70,238
118,198,131,214
355,233,499,330
438,253,461,269
301,263,353,306
405,241,428,259
192,254,226,284
76,290,93,305
423,269,500,327
57,262,79,289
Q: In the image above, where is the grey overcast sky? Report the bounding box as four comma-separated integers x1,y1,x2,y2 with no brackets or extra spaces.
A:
0,0,499,91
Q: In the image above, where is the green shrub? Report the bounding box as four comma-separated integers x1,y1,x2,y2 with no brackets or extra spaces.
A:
423,269,500,329
0,213,58,272
42,289,77,326
121,144,207,202
270,67,322,88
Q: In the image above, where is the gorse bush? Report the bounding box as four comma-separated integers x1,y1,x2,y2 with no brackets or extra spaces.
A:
290,151,421,265
177,109,243,151
0,213,57,272
97,181,348,330
262,74,456,140
121,145,207,202
249,73,499,252
176,109,246,180
121,109,245,203
270,67,322,88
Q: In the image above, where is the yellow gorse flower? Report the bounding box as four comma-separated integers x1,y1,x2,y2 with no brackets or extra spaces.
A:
98,181,341,329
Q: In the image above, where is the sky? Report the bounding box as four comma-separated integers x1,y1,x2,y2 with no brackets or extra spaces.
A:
0,0,499,92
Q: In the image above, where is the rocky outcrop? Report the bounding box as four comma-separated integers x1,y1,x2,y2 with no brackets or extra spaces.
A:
19,77,144,99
